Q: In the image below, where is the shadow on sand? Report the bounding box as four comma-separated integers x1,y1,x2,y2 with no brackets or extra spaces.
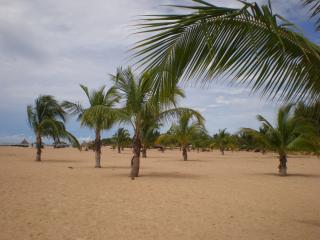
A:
256,172,320,178
112,171,203,179
295,219,320,228
140,172,203,179
42,159,80,163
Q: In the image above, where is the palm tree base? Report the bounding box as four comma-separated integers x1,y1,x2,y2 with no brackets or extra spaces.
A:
279,167,287,176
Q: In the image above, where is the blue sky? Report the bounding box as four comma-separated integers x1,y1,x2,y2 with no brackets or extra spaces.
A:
0,0,318,143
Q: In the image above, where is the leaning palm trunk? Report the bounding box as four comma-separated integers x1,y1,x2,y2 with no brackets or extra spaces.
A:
182,146,188,161
279,154,287,176
95,130,101,168
142,147,147,158
36,133,42,161
131,135,141,179
117,145,121,153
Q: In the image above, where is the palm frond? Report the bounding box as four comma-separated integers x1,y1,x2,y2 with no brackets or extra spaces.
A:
302,0,320,31
134,1,320,103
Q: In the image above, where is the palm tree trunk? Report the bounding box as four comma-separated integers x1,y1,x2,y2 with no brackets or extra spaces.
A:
278,154,287,176
182,146,188,161
95,130,101,168
117,145,121,153
142,147,147,158
131,135,141,179
220,147,224,155
35,133,42,161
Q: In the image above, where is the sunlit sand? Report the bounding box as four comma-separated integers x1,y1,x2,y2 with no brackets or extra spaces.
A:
0,146,319,240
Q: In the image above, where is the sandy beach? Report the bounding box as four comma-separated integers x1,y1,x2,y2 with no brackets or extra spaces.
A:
0,146,319,240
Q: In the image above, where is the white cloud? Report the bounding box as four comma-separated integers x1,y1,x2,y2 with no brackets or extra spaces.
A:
0,0,312,137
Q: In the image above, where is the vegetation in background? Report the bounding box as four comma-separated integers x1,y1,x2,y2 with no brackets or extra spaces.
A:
112,128,131,153
211,129,230,155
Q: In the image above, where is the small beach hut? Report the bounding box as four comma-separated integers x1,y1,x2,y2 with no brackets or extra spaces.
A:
20,139,29,147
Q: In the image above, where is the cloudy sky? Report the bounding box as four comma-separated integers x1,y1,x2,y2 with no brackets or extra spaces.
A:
0,0,318,143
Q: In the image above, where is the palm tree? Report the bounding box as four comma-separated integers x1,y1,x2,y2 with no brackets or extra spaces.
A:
242,104,316,176
191,129,211,152
27,95,79,161
112,128,131,153
295,101,320,155
169,111,205,161
141,125,160,158
111,67,201,178
212,129,230,155
134,1,320,104
63,85,120,168
140,107,162,158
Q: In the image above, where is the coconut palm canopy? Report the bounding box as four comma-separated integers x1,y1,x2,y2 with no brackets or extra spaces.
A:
110,67,205,177
27,95,79,161
62,84,122,168
133,0,320,104
241,104,317,175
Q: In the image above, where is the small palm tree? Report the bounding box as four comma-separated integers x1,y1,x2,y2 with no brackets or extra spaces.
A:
170,111,205,161
141,126,160,158
27,95,79,161
242,104,316,176
63,85,120,168
192,130,211,152
212,129,230,155
112,128,131,153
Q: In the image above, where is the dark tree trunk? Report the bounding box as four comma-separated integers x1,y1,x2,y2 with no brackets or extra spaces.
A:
131,135,141,179
35,133,42,161
182,146,188,161
95,130,101,168
142,147,147,158
117,145,121,153
220,147,224,155
278,154,287,176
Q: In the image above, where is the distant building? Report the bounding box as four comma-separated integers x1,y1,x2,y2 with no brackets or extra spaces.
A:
19,139,29,147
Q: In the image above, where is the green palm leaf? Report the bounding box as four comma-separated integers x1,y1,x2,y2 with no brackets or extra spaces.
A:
302,0,320,31
134,0,320,103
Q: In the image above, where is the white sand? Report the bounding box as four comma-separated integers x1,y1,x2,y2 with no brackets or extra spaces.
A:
0,146,319,240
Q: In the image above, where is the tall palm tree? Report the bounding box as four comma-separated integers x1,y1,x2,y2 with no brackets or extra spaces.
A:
112,128,131,153
134,1,320,104
111,67,202,178
63,85,120,168
27,95,79,161
242,104,316,176
169,111,205,161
